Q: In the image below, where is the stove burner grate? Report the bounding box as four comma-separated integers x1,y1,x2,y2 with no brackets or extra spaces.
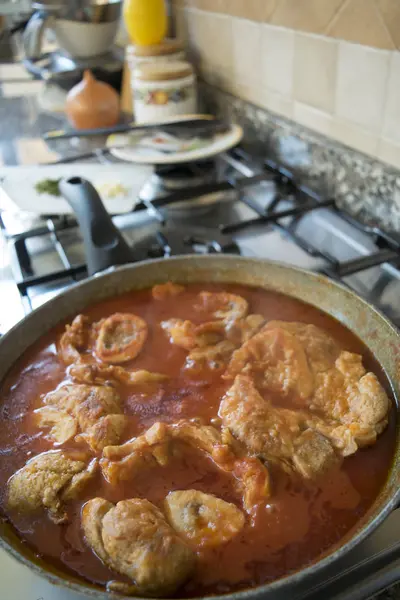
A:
1,151,400,324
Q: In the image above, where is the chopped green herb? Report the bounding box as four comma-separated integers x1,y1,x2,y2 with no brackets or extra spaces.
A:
35,178,61,197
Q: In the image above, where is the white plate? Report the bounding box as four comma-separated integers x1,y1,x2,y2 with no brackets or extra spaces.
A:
0,163,154,216
107,124,243,165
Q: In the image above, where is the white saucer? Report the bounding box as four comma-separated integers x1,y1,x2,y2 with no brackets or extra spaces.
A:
107,124,243,165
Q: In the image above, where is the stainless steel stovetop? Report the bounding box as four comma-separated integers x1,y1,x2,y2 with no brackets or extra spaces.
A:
0,149,399,600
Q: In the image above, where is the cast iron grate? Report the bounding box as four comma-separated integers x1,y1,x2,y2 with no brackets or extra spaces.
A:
1,149,400,320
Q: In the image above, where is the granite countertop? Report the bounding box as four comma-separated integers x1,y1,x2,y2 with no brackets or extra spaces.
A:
0,40,399,600
0,35,118,167
0,64,109,167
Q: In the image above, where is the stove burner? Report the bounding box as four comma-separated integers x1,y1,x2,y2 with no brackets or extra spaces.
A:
139,161,221,217
3,153,400,326
9,223,239,303
131,225,240,261
154,161,217,188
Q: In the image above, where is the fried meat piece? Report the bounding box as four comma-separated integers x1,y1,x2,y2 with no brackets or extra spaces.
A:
101,420,270,514
164,490,245,548
95,313,148,364
82,497,195,597
7,450,96,523
219,375,340,479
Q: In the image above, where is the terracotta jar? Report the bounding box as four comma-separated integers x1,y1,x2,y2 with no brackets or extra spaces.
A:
66,70,120,130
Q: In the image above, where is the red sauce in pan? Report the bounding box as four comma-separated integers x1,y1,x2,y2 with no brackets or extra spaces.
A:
0,284,396,596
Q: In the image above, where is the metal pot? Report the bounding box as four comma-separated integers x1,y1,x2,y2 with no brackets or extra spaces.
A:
32,0,122,22
0,180,399,600
24,0,121,59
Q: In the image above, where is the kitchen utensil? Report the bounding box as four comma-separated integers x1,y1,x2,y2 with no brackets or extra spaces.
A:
0,163,153,215
0,247,398,600
23,0,122,60
107,124,243,164
43,114,220,140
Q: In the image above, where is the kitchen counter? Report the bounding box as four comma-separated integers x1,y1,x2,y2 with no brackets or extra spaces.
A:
0,53,121,332
0,49,399,600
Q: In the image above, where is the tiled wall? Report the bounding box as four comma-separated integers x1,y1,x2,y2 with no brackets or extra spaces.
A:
173,1,400,169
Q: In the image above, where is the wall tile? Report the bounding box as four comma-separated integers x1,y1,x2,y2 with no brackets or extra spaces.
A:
199,12,233,73
224,0,278,21
186,0,278,19
382,51,400,144
185,8,207,65
261,24,294,97
232,18,262,88
293,33,338,113
186,0,225,12
235,83,264,108
183,8,400,167
376,0,400,50
330,118,379,156
260,89,293,118
293,102,333,135
325,0,394,50
378,138,400,169
174,7,189,42
269,0,345,34
335,41,390,134
181,0,400,51
200,64,232,94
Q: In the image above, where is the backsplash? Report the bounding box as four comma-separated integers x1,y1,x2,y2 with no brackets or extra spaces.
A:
200,81,400,234
175,0,400,49
173,1,400,169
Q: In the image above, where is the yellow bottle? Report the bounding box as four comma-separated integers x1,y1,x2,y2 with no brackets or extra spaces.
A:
123,0,167,46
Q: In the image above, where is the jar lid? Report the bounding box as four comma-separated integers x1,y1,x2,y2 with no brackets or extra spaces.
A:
134,61,194,82
129,38,184,58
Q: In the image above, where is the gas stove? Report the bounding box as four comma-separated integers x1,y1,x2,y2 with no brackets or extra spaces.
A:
0,148,400,600
1,149,400,328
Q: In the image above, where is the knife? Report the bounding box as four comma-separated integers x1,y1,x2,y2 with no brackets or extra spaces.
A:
42,136,211,165
43,114,224,141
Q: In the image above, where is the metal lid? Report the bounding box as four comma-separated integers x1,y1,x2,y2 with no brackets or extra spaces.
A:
129,39,184,58
134,61,194,82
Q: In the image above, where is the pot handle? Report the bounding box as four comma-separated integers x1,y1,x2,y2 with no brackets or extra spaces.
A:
59,177,134,276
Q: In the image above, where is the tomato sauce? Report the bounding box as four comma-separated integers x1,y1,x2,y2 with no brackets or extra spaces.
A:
0,284,396,596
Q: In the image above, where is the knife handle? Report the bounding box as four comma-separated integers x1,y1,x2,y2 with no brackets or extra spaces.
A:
43,114,217,141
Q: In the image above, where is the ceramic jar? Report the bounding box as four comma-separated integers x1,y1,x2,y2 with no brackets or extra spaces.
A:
132,61,197,123
126,38,185,70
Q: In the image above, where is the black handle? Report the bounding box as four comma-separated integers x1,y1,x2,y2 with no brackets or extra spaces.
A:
43,117,223,141
59,177,134,276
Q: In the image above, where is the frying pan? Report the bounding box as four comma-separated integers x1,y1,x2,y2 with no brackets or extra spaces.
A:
0,178,399,600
